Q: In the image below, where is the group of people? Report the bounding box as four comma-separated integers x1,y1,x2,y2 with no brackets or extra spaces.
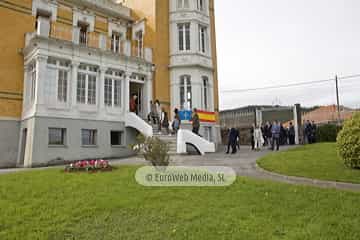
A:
303,120,317,144
226,120,299,154
256,121,296,150
250,121,286,151
145,99,201,136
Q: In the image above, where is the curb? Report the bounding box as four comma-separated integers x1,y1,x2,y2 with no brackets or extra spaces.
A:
254,163,360,192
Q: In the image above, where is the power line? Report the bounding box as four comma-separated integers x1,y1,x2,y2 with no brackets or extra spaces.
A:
220,74,360,93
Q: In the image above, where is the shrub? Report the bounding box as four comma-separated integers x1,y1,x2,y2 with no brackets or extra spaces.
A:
132,134,170,169
316,124,342,142
337,113,360,169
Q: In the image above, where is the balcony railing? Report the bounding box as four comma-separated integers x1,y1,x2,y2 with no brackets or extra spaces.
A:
27,18,153,62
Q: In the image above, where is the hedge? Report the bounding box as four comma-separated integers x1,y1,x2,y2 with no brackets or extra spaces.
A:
337,113,360,169
316,124,342,142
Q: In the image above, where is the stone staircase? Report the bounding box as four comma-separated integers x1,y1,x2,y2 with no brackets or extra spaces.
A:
150,123,178,155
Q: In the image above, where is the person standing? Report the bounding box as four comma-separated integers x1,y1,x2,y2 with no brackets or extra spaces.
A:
130,94,138,114
288,122,295,145
162,108,170,135
262,123,268,147
250,124,255,150
155,100,162,132
226,128,239,154
305,120,312,144
267,122,272,149
150,100,157,124
172,108,181,135
311,121,317,143
271,121,281,151
254,125,264,151
191,108,200,135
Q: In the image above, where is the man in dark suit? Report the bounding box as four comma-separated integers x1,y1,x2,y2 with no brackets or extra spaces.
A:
226,128,239,154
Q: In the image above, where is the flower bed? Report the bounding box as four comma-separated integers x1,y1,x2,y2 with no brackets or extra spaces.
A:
64,159,113,173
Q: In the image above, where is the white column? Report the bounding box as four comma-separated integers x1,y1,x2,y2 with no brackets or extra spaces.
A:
71,61,80,107
22,65,29,114
99,67,106,110
144,73,153,117
35,55,48,107
124,71,131,112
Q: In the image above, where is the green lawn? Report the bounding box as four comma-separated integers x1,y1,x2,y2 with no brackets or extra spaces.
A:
258,143,360,184
0,166,360,239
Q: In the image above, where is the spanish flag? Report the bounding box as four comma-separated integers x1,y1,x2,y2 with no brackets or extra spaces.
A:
197,110,216,123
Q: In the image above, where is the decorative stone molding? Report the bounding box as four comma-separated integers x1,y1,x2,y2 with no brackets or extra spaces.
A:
108,21,127,38
132,19,146,40
73,9,95,32
32,0,58,22
67,0,131,19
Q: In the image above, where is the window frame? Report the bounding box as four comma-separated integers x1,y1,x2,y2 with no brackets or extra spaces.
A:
177,0,190,9
180,75,192,110
77,64,98,105
104,70,123,108
178,23,191,52
202,76,210,110
198,25,208,54
47,58,71,103
197,0,206,12
81,129,97,146
110,131,124,147
136,30,144,58
48,128,66,146
111,31,121,53
78,22,89,45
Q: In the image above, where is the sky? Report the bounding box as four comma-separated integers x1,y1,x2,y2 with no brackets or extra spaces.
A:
214,0,360,110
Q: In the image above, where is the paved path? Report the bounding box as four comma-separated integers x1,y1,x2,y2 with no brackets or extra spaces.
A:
112,145,360,192
1,146,360,192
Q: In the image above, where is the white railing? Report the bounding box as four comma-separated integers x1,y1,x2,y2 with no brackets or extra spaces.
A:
26,20,153,63
125,112,153,137
177,129,216,155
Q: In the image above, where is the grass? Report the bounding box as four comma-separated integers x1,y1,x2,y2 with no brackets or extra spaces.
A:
0,166,360,239
258,143,360,184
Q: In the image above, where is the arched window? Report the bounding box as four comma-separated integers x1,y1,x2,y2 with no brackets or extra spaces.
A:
180,75,192,110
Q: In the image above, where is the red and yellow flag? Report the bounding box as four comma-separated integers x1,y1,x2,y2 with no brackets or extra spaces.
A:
197,110,216,123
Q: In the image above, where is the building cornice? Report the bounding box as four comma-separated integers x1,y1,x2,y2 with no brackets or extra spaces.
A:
62,0,133,22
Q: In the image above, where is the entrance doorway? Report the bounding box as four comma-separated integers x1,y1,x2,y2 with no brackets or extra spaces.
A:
130,82,145,118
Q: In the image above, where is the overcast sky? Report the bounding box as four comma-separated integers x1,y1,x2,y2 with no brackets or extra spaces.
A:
215,0,360,110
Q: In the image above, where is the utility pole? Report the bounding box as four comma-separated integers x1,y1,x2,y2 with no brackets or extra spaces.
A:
335,75,341,125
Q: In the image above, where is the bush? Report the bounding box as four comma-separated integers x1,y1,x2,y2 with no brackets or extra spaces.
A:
316,124,342,142
132,134,170,169
337,113,360,169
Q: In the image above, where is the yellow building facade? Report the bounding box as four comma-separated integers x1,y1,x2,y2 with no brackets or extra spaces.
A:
0,0,220,167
